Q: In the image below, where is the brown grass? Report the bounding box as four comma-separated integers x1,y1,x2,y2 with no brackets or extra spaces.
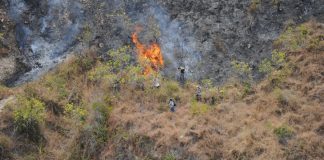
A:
0,22,323,159
100,51,324,159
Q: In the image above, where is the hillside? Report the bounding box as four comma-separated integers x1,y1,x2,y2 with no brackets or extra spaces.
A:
0,0,323,84
0,20,323,160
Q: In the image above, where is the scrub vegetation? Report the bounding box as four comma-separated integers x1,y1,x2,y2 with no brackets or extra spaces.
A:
0,21,323,160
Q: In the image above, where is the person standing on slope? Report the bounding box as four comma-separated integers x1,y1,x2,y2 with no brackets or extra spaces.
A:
169,98,176,112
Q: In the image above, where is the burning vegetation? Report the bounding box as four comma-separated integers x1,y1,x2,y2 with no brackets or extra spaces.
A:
131,27,164,75
0,21,323,160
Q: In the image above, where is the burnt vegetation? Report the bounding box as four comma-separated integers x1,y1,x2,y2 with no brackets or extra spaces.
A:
0,20,323,159
0,0,323,159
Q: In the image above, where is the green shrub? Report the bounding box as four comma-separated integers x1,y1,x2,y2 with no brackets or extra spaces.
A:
42,74,69,101
202,79,213,89
163,153,176,160
88,46,132,88
273,22,321,52
242,82,253,98
258,58,273,74
165,81,180,95
267,63,292,89
70,102,111,160
14,97,45,143
274,125,294,139
92,102,111,144
64,103,88,123
190,101,209,115
80,24,92,42
106,46,132,73
272,50,286,67
219,87,227,100
231,60,252,82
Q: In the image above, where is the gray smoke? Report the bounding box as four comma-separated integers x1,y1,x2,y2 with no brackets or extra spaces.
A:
149,5,202,79
123,1,202,79
8,0,202,84
8,0,83,84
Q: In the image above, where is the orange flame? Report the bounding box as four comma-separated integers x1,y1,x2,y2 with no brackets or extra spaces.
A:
131,31,164,75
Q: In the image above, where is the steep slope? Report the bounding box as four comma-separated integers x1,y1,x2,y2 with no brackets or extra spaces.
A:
0,4,30,84
0,21,323,160
0,0,323,84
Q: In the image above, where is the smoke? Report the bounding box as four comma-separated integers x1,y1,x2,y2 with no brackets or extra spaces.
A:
125,1,202,79
149,5,202,79
8,0,201,84
8,0,83,84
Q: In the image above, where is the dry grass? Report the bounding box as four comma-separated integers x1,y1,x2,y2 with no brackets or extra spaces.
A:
0,21,323,159
0,50,322,159
100,50,324,159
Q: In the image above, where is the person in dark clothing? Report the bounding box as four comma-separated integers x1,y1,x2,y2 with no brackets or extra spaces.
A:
178,66,185,85
113,80,120,92
196,86,202,102
169,98,176,112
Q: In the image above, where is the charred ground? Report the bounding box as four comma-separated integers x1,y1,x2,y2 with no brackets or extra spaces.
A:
0,0,323,84
0,20,323,159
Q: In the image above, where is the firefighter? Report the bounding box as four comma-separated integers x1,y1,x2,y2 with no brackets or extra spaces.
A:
169,98,176,112
113,80,120,92
153,77,160,88
178,66,185,85
196,86,202,102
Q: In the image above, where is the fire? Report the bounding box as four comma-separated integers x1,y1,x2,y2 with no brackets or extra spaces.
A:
131,31,164,75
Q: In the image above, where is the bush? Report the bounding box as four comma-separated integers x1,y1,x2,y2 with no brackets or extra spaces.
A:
163,153,176,160
274,125,294,140
80,24,92,42
273,22,322,52
43,75,68,101
231,60,252,82
14,97,45,143
190,101,209,115
165,81,180,95
241,82,253,98
273,88,284,101
272,50,286,67
70,102,111,159
258,58,273,74
202,79,213,89
201,87,218,105
152,80,180,103
76,54,96,73
88,46,132,88
219,87,228,100
64,103,88,123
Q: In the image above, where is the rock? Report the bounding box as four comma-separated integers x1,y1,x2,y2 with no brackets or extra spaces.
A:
98,43,104,48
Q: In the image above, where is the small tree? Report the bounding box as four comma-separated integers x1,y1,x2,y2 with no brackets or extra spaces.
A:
88,46,133,90
14,97,45,143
